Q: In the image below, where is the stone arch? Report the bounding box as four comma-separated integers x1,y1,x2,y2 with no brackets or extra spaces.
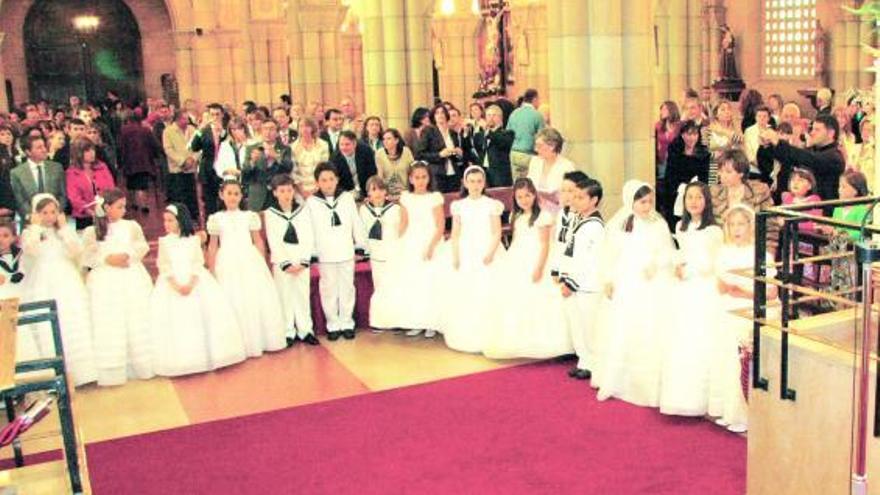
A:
0,0,177,105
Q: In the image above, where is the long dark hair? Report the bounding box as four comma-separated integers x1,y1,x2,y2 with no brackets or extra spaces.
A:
511,178,540,232
459,167,487,198
382,128,405,157
95,188,126,241
166,202,196,237
679,181,716,231
218,179,247,211
410,107,430,129
406,161,435,193
624,185,654,233
360,116,383,143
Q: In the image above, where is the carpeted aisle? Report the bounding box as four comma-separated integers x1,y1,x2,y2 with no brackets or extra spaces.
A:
86,361,745,494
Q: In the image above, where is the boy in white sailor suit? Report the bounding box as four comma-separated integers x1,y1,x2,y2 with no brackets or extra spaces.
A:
306,162,367,341
358,176,403,330
559,177,605,381
266,174,318,347
549,171,589,281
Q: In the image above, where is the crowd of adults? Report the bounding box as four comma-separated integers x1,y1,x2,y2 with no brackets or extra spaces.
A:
657,86,872,235
0,88,564,231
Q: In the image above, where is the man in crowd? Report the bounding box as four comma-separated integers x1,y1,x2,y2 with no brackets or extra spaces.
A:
332,130,376,199
321,108,345,155
11,134,67,220
163,110,201,223
506,88,545,179
477,104,515,187
190,103,227,218
243,119,293,211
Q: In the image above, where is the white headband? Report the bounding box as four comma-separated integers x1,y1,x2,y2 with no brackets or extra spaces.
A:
165,204,178,217
463,165,486,178
30,193,58,214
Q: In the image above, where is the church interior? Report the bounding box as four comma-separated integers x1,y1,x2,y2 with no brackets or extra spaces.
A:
0,0,878,494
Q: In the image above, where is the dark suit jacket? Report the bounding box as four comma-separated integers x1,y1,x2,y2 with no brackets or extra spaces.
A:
415,126,464,179
10,160,67,219
119,123,160,177
320,130,342,156
331,143,377,198
476,127,515,187
190,125,226,183
242,141,294,211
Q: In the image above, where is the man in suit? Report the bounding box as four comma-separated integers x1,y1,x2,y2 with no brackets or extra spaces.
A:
242,119,294,211
190,102,226,218
55,118,87,170
477,104,515,187
331,130,376,199
320,108,345,155
272,106,298,146
11,134,67,220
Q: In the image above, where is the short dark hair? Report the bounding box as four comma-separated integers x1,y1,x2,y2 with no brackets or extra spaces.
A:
280,94,292,105
430,104,450,125
719,148,750,177
523,89,539,103
0,219,16,236
813,114,840,143
680,119,702,134
270,174,296,190
563,170,589,184
324,108,343,121
69,118,86,127
314,161,339,181
339,130,358,143
754,105,771,116
575,177,603,203
410,107,430,129
842,169,870,197
20,134,44,153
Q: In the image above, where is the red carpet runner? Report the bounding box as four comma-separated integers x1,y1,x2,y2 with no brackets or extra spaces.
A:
86,361,745,494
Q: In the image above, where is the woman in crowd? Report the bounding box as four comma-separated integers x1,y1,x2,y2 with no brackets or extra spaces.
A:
360,116,384,152
417,104,464,193
663,120,710,228
291,117,330,197
526,128,575,209
67,138,116,230
403,107,432,157
704,100,743,184
655,101,681,180
375,128,415,200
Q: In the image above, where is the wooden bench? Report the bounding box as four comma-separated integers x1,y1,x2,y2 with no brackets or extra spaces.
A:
0,299,85,494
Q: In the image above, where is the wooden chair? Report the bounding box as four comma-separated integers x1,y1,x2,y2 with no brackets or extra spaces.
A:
0,299,85,494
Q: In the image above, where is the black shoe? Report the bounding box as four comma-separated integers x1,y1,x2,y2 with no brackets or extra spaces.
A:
327,331,341,341
567,367,580,378
303,334,320,346
343,329,356,340
141,207,150,214
573,369,592,380
285,337,298,348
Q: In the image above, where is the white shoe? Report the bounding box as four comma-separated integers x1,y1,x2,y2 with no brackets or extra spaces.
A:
714,418,730,427
424,330,437,338
371,328,384,334
405,329,424,337
727,423,748,434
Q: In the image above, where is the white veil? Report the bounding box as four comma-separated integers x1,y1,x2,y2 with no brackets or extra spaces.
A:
605,179,656,232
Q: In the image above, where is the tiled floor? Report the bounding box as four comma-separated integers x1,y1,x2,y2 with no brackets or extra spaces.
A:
1,332,535,494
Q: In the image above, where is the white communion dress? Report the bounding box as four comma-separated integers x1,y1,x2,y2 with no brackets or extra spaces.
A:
83,219,155,386
440,195,505,353
659,222,723,416
150,234,247,376
21,225,97,386
594,215,675,408
207,210,286,357
483,210,572,359
381,191,446,331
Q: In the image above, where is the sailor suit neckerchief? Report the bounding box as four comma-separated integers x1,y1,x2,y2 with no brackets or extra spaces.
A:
314,191,342,226
365,202,395,240
0,246,24,284
268,204,305,244
557,206,571,243
564,210,603,258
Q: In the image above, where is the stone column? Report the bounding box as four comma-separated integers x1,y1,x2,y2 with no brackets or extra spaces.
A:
382,0,412,129
699,1,711,87
622,0,654,183
250,27,273,105
844,9,861,91
361,0,388,120
0,33,7,112
286,0,307,104
174,31,196,103
858,16,875,90
667,0,688,100
434,9,481,110
653,5,670,110
686,0,702,90
404,0,435,116
297,4,346,106
704,0,725,86
830,18,846,94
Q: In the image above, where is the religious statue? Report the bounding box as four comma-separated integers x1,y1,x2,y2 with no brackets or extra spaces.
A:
475,0,513,97
720,24,739,81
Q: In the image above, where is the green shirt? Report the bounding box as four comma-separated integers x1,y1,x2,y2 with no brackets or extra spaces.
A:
506,103,545,153
832,204,870,241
